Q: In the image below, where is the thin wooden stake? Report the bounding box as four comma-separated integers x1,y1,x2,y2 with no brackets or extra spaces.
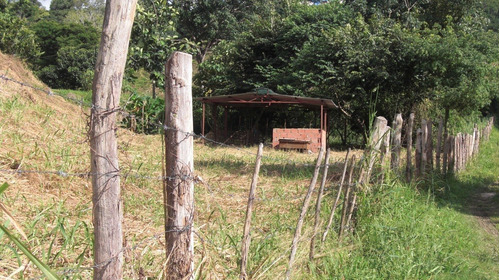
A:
427,120,433,170
391,113,403,170
309,149,331,260
406,113,414,182
421,120,428,175
436,118,443,173
443,135,449,174
448,136,455,173
285,148,324,280
415,128,422,177
338,155,356,242
322,149,350,242
240,144,264,280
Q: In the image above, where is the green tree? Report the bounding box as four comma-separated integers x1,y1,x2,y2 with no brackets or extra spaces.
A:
0,12,41,61
32,20,99,89
63,0,105,29
128,0,190,96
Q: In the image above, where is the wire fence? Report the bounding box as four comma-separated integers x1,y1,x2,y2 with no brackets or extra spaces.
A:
1,73,495,279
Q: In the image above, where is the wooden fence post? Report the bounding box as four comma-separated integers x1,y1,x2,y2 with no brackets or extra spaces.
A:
473,124,480,155
322,149,350,242
164,51,195,279
443,136,449,174
454,133,460,172
363,116,388,184
426,120,433,170
89,1,137,279
415,128,422,177
421,120,428,175
310,149,331,260
449,135,455,173
338,155,356,242
286,148,324,280
391,113,403,170
240,144,264,280
380,126,391,183
436,118,443,173
406,113,414,182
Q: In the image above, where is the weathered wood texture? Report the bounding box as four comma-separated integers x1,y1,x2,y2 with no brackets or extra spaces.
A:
339,155,356,242
405,113,414,181
436,118,443,173
421,120,428,175
286,149,324,280
90,1,137,279
164,51,195,280
310,149,331,260
391,113,403,170
363,116,388,184
322,149,350,242
415,128,422,177
240,144,264,280
426,120,433,170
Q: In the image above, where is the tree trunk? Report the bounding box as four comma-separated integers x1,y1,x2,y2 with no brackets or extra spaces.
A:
164,52,194,279
90,1,137,279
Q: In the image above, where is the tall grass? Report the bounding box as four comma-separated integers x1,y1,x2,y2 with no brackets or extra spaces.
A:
306,127,499,280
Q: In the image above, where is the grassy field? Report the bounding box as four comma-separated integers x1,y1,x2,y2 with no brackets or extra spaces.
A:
0,53,498,279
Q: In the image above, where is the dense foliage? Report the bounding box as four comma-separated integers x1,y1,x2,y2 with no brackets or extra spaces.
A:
0,0,497,140
196,0,498,143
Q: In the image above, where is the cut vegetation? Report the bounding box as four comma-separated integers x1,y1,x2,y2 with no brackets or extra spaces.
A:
0,52,498,280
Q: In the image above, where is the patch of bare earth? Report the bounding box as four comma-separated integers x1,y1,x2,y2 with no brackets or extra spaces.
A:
468,183,499,237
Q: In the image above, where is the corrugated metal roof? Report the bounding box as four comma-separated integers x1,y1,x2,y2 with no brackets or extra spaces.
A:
196,88,338,109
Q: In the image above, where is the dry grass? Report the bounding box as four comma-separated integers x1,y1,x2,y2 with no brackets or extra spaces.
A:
0,52,362,279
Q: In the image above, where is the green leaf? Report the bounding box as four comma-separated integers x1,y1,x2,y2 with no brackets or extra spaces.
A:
0,182,8,195
0,224,61,280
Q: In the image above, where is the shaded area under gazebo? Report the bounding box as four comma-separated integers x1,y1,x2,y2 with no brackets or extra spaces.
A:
197,88,338,152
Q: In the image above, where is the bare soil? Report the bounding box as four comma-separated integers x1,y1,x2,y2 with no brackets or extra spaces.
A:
467,183,499,237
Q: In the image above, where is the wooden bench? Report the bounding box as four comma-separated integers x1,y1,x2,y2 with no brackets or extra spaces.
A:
278,138,311,152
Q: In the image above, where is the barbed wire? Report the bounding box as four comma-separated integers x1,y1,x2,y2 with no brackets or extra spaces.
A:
1,74,353,169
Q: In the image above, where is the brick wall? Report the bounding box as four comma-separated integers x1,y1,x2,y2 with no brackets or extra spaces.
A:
272,128,326,152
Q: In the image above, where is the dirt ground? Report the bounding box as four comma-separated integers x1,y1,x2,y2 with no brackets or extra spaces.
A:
467,182,499,237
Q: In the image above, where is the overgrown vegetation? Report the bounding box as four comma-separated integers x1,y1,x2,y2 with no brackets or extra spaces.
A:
0,0,497,145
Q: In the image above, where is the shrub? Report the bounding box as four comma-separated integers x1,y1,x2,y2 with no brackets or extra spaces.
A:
122,92,164,134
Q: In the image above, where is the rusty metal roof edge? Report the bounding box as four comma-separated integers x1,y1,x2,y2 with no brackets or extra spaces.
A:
195,91,338,109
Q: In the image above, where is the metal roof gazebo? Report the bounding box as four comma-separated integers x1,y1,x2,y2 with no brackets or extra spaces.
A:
197,88,338,152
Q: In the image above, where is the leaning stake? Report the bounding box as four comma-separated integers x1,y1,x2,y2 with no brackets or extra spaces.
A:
322,149,350,242
310,149,331,260
240,144,264,280
285,148,324,280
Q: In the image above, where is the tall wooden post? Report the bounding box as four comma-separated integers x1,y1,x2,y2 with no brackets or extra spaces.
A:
202,103,206,143
164,52,194,279
405,113,414,181
90,1,137,279
436,118,443,173
240,144,264,280
415,128,422,177
310,149,331,260
362,117,388,184
426,120,433,170
421,120,428,175
391,113,403,170
286,149,324,280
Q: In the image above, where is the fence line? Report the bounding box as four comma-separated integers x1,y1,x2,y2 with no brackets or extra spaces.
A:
2,73,496,279
1,74,353,169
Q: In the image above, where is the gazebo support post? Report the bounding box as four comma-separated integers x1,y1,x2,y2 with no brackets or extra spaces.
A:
224,107,228,140
212,104,218,142
202,103,206,144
